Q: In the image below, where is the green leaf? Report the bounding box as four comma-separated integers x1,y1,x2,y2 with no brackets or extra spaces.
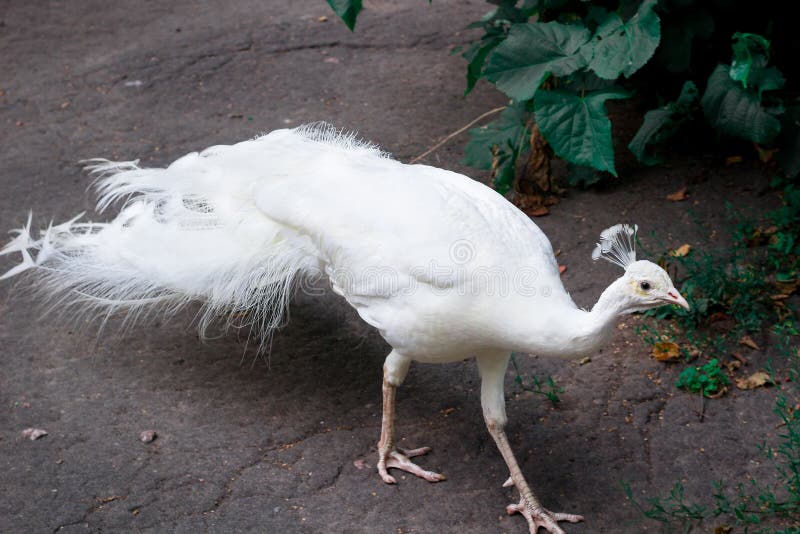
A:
560,70,617,93
701,64,781,144
674,79,699,109
629,81,698,165
326,0,363,31
463,102,531,194
586,0,661,80
534,88,630,176
484,21,591,101
629,107,677,165
463,37,504,95
463,103,528,169
493,153,518,194
748,66,785,98
730,33,770,88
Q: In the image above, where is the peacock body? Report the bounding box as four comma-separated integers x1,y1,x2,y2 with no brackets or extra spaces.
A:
1,124,688,533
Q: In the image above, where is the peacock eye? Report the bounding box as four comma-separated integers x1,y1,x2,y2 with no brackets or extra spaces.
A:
640,281,651,291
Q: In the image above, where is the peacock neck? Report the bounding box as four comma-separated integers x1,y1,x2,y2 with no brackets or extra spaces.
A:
591,275,631,318
503,276,628,358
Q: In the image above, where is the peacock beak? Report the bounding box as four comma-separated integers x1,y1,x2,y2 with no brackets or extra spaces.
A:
663,289,690,311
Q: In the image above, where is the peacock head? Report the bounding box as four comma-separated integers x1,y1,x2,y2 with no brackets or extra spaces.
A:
592,224,690,313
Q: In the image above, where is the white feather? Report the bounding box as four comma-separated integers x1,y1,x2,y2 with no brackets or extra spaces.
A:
592,223,638,269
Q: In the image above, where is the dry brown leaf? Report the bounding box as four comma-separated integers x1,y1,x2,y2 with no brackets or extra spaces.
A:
670,244,691,257
775,278,800,296
739,335,760,351
725,360,742,372
735,371,772,390
687,346,702,361
522,124,552,193
666,187,688,201
526,206,549,217
731,352,748,365
558,265,567,275
708,311,732,323
755,144,776,163
714,524,733,534
746,225,777,247
652,341,681,362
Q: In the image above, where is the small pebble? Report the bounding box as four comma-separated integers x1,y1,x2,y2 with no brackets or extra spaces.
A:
353,458,370,470
139,430,157,443
21,428,48,441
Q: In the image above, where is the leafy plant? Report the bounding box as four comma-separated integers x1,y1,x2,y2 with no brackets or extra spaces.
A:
465,0,661,186
462,101,531,194
676,358,729,397
628,80,698,165
326,0,800,196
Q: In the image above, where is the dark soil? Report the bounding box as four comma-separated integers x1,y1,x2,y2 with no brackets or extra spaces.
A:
0,1,791,533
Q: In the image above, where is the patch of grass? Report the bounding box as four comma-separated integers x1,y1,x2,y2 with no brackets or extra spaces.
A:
624,331,800,532
657,178,798,334
627,178,800,532
624,380,800,532
509,353,564,405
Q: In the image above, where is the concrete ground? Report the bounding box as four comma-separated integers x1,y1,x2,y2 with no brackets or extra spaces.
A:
0,1,791,532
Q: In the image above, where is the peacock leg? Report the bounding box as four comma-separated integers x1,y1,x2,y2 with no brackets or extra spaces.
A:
477,353,583,534
376,350,446,484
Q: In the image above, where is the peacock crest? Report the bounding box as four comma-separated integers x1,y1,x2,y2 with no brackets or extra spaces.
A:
591,223,638,269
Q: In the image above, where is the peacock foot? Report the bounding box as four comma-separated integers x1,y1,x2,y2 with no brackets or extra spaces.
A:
376,445,446,484
503,477,584,534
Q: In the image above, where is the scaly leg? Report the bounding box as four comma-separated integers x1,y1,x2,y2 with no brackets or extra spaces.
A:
376,350,445,484
477,353,583,534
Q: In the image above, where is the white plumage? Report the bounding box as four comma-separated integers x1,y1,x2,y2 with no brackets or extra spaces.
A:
0,124,688,534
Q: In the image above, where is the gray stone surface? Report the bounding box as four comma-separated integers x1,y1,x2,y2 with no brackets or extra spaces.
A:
0,1,789,532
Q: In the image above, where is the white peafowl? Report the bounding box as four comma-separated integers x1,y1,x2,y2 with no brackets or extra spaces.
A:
0,124,688,534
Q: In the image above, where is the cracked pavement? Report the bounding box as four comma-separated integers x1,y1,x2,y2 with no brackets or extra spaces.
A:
0,1,791,532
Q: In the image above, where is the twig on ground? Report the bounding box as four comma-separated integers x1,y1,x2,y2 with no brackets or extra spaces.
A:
409,106,506,164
